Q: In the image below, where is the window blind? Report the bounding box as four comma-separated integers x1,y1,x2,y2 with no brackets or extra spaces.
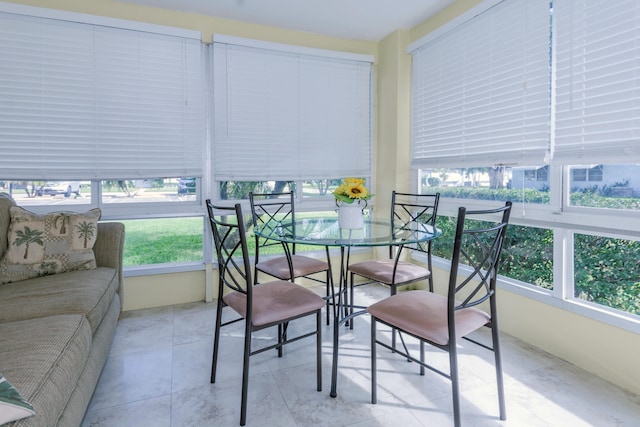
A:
554,0,640,163
212,39,372,181
410,0,551,169
0,11,205,181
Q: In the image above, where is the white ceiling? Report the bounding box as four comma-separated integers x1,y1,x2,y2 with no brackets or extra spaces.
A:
116,0,456,41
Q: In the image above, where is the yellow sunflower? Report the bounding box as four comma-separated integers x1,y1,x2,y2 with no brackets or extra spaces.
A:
333,177,373,204
346,183,368,199
343,177,366,186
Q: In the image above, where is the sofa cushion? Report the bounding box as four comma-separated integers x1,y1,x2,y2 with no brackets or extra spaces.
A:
0,192,16,260
0,267,118,335
0,315,92,427
0,206,101,285
0,374,35,425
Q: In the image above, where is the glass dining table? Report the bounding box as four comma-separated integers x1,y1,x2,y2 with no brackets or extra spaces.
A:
254,215,441,397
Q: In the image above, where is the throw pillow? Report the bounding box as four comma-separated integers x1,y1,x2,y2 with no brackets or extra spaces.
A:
0,206,101,285
0,374,35,424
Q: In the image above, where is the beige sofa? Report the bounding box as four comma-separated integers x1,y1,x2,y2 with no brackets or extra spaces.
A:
0,193,124,427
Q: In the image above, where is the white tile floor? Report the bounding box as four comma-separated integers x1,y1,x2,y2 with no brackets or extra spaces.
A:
82,284,640,427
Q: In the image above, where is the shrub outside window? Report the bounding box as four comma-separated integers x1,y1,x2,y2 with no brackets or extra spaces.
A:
433,216,553,291
418,167,550,205
574,233,640,316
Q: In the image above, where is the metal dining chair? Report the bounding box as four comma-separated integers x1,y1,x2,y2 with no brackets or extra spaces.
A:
206,200,324,426
348,191,440,332
367,201,512,427
249,191,333,324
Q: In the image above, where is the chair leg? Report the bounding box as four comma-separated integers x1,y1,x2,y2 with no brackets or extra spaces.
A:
210,297,224,383
325,271,331,325
277,323,288,358
420,341,425,376
349,272,355,329
390,285,397,350
240,321,252,426
492,325,507,421
449,343,461,427
371,317,377,404
316,310,322,391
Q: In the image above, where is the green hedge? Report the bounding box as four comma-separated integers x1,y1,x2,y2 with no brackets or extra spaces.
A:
430,187,639,315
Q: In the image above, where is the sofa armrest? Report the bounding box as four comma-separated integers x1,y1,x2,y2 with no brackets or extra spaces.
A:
94,222,125,305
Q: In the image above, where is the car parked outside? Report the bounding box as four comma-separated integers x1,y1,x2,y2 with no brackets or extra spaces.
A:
36,181,83,197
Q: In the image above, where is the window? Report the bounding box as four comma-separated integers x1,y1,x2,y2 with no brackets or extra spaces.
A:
409,0,551,172
569,164,639,210
211,36,373,208
554,0,640,167
571,165,603,183
0,7,378,268
218,179,344,202
535,166,549,182
434,216,553,290
101,178,198,204
523,168,550,183
0,9,205,183
409,0,640,321
0,4,206,269
419,166,550,205
3,180,91,207
120,217,204,266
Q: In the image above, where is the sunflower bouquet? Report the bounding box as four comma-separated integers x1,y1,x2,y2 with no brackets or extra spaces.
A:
333,177,372,204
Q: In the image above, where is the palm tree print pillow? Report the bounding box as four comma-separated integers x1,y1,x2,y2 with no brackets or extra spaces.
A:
0,206,101,284
0,374,35,424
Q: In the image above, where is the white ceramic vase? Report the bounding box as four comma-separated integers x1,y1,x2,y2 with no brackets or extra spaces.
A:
338,200,365,229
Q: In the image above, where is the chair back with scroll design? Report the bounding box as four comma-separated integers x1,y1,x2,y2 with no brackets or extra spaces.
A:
347,192,439,331
206,200,324,426
389,191,440,290
249,191,295,267
249,191,332,324
367,201,512,427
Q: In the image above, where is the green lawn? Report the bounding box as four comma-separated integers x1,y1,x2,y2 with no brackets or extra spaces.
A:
119,217,203,265
117,212,337,266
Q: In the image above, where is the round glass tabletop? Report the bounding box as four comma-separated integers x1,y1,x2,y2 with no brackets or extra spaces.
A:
254,216,441,248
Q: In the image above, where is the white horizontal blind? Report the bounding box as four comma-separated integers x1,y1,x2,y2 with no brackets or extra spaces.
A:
0,12,205,180
212,41,372,181
410,0,551,169
554,0,640,163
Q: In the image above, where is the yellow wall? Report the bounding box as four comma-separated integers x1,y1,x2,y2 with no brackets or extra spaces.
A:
410,0,484,42
124,271,206,310
375,30,411,209
498,289,640,397
5,0,640,397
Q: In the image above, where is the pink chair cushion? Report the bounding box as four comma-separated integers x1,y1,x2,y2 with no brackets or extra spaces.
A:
256,255,328,280
223,280,325,329
348,259,430,285
367,290,490,345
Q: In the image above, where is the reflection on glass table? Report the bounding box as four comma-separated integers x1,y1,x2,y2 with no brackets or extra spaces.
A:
255,216,441,397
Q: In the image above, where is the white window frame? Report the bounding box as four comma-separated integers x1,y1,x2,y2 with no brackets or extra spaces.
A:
409,0,640,333
210,35,374,212
0,3,210,274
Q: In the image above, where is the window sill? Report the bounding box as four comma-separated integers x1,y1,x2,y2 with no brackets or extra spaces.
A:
123,262,205,277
